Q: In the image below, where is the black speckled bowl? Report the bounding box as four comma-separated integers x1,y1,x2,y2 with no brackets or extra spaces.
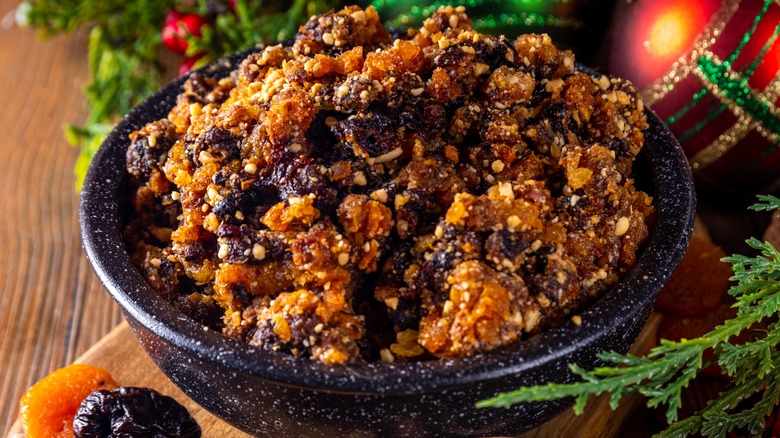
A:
80,50,695,437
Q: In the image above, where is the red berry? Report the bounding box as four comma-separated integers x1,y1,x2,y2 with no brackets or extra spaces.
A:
162,11,207,55
178,53,206,76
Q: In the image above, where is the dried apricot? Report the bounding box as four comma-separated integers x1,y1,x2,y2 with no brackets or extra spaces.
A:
19,364,118,438
655,235,731,315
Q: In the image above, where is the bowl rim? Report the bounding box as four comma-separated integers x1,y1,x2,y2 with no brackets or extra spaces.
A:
79,48,696,394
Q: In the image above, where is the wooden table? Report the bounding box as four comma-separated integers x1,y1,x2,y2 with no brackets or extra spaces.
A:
0,1,124,433
0,0,771,435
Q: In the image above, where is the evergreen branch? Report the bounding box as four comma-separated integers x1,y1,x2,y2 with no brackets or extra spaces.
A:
21,0,138,34
676,363,779,438
748,194,780,212
718,321,778,382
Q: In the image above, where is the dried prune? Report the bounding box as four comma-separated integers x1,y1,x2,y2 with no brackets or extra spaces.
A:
655,235,731,315
73,387,200,438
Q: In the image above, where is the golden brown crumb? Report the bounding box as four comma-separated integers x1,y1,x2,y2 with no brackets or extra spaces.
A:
123,5,653,365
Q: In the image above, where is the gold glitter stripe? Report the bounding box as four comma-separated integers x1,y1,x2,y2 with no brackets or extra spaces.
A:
750,72,780,159
700,52,780,130
762,69,780,101
642,0,741,106
753,120,780,143
690,52,780,169
690,116,754,169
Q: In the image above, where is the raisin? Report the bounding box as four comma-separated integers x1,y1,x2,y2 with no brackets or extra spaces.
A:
485,228,531,264
180,73,230,105
334,110,402,159
232,284,254,307
182,239,215,263
178,291,224,328
275,162,338,211
475,37,514,71
434,44,471,68
126,137,158,177
202,127,240,160
387,296,422,331
73,387,200,438
126,121,177,178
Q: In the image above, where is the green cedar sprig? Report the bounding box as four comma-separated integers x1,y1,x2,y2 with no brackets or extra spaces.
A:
477,195,780,438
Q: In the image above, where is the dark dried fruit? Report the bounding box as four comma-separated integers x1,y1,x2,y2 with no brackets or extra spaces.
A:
124,4,653,364
73,387,200,438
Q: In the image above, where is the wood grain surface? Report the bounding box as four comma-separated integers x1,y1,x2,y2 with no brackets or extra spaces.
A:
0,0,124,432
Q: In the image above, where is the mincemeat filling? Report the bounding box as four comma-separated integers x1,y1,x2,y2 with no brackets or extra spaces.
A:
123,5,653,365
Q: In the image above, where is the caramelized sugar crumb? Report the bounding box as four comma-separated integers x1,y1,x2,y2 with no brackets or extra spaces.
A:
124,5,653,364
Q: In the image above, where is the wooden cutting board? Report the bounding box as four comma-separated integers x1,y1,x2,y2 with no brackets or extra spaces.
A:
8,314,661,438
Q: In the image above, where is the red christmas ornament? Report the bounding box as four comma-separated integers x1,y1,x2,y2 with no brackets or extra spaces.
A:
162,10,207,55
610,0,780,196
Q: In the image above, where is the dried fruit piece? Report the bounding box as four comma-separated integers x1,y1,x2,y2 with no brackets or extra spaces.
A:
19,364,118,438
73,387,200,438
654,235,731,315
390,329,425,357
125,4,654,364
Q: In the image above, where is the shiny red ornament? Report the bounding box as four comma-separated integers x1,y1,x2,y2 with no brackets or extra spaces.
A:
610,0,720,90
162,10,207,55
610,0,780,197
